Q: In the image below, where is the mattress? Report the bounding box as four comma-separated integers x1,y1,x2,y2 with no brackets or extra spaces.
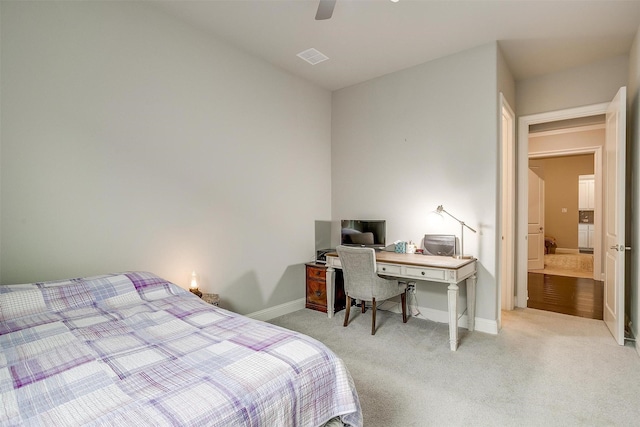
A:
0,272,362,426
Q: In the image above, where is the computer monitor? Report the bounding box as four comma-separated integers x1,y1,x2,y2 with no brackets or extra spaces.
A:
340,220,386,249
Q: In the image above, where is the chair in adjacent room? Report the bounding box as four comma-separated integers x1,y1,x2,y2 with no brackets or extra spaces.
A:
336,245,407,335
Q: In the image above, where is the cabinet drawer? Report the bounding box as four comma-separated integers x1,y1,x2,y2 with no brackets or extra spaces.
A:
307,266,326,281
306,279,327,307
305,263,345,314
306,263,328,313
377,264,401,275
405,266,446,281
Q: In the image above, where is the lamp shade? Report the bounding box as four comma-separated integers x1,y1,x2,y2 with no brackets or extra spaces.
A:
189,271,202,297
190,271,199,290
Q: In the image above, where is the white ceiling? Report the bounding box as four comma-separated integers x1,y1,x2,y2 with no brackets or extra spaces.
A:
155,0,640,91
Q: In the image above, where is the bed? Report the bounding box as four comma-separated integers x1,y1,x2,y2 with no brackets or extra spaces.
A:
0,271,362,426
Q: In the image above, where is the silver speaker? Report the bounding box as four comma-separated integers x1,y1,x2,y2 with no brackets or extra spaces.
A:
423,234,456,256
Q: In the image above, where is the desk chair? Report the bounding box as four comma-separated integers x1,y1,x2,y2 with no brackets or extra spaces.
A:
336,245,407,335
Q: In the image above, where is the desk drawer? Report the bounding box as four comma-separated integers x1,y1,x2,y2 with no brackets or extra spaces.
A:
307,266,326,280
377,264,402,275
306,278,327,309
326,257,341,269
405,266,446,281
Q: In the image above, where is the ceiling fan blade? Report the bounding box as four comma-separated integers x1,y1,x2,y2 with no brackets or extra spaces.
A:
315,0,336,20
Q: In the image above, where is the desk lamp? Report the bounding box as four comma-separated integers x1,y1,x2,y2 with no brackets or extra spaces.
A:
436,205,476,259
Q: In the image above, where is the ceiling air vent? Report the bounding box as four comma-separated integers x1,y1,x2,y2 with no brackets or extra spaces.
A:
296,48,329,65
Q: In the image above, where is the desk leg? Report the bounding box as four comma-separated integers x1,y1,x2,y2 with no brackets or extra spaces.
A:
326,266,335,319
467,273,477,332
448,283,458,351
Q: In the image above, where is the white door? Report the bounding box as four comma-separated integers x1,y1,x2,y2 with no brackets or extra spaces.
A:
604,87,627,345
528,166,545,270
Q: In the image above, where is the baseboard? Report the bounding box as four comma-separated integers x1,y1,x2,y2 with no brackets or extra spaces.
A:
411,305,499,335
247,298,306,322
556,247,580,254
474,316,499,334
631,324,640,358
248,298,500,334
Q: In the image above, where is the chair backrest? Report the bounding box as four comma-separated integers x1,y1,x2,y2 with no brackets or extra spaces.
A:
336,245,379,301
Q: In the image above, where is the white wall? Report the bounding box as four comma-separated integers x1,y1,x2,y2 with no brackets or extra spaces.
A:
331,43,500,325
628,26,640,352
517,55,629,116
497,45,516,110
0,2,332,315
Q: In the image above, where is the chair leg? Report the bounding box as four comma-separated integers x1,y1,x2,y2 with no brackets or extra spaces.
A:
371,298,377,335
401,290,407,323
343,296,351,327
361,300,366,313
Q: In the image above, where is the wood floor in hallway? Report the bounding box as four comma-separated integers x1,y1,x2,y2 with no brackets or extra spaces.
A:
527,272,604,320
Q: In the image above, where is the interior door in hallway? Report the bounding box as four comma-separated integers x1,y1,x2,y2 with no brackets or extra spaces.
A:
603,86,627,345
528,166,545,271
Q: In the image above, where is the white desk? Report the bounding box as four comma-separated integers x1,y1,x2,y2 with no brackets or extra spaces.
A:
325,251,477,351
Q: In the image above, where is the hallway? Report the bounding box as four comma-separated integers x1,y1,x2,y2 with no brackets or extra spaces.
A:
527,251,603,320
527,272,603,320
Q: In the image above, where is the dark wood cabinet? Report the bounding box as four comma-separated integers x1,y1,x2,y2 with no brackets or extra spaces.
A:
305,263,345,313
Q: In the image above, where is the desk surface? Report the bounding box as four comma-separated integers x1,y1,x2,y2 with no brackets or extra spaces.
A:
326,251,475,270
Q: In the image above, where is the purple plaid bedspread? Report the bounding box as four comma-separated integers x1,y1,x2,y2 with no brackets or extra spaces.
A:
0,272,362,426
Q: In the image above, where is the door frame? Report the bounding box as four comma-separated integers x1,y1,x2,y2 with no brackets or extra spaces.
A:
528,144,603,281
499,93,516,319
517,102,609,308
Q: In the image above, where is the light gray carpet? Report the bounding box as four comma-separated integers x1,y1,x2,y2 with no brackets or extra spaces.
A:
269,307,640,426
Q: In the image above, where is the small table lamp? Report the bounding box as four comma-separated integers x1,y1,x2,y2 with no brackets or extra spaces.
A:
189,271,202,297
436,205,477,259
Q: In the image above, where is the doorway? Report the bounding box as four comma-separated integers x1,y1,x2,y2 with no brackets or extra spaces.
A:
528,152,598,278
526,130,604,320
516,103,609,308
515,88,627,344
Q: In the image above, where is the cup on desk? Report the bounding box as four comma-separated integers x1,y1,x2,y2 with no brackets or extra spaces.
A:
406,244,416,254
395,241,406,253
